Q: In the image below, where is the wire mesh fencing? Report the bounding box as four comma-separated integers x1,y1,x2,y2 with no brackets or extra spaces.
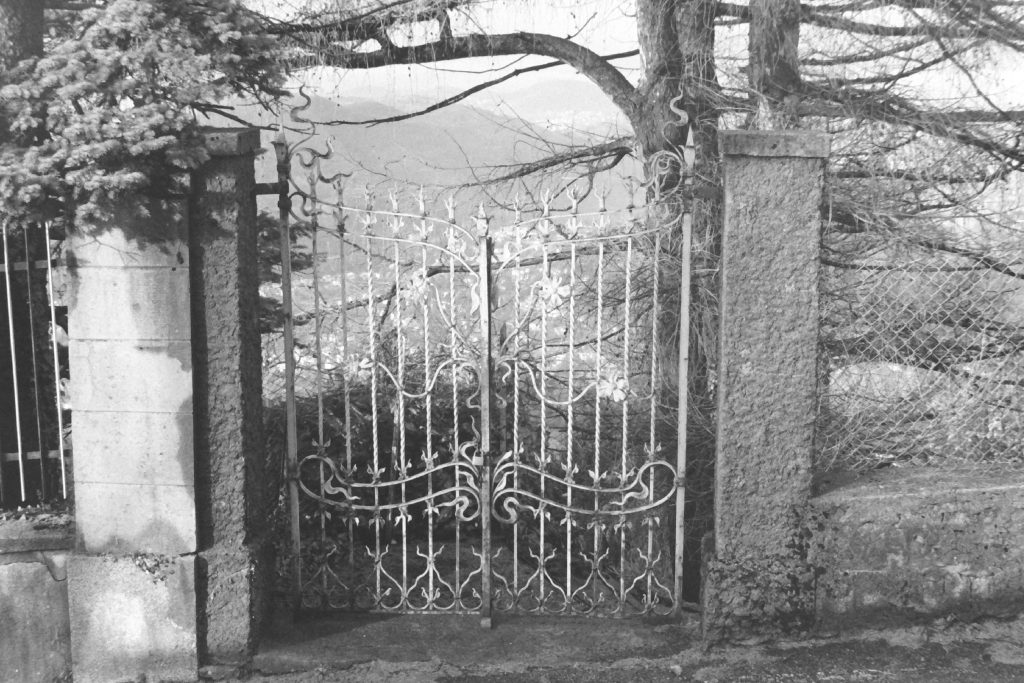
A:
818,211,1024,473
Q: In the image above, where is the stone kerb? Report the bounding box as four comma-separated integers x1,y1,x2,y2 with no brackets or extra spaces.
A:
0,518,73,683
702,129,830,641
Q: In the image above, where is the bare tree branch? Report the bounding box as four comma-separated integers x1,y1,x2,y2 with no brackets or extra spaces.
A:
285,32,641,126
305,50,639,127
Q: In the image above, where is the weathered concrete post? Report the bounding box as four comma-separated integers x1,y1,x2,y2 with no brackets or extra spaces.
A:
66,196,199,682
701,130,829,641
189,128,270,669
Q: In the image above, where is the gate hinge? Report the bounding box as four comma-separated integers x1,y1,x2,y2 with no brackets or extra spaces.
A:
255,180,288,196
284,461,299,481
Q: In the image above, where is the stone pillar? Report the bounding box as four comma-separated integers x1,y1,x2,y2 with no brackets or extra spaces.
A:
65,128,269,679
701,130,829,641
66,197,199,681
189,128,269,667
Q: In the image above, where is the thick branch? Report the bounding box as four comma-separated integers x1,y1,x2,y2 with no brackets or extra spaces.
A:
719,1,977,37
288,32,640,126
825,206,1024,282
798,91,1024,163
802,98,1024,124
264,1,460,41
915,239,1024,281
305,50,638,127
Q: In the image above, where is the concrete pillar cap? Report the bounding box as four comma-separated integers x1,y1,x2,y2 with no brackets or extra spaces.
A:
719,130,830,158
200,128,261,157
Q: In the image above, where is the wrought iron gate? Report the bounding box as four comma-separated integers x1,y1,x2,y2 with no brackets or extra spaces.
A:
267,125,693,621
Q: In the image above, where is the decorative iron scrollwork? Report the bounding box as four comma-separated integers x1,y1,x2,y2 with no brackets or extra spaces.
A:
491,453,677,524
298,452,482,523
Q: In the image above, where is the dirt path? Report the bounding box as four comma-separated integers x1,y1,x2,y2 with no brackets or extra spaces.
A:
209,613,1024,682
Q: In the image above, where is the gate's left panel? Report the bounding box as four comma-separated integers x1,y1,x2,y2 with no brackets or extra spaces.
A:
269,144,488,613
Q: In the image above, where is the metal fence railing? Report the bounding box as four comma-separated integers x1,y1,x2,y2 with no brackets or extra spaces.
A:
0,220,70,510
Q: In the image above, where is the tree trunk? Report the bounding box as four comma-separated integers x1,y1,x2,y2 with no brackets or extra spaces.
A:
1,0,44,144
0,0,43,69
635,0,721,598
748,0,801,128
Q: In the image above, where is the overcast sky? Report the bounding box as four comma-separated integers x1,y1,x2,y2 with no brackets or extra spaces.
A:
247,0,640,111
246,0,1024,123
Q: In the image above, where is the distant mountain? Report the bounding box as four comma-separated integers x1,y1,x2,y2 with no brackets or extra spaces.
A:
480,76,631,136
204,90,640,225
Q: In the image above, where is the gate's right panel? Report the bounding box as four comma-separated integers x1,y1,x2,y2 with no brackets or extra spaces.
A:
488,211,684,616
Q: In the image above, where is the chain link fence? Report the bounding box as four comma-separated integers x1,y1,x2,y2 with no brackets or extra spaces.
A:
818,183,1024,472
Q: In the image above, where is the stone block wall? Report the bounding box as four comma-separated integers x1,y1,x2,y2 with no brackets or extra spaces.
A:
0,518,72,683
66,199,195,556
810,468,1024,628
68,555,196,682
65,196,199,682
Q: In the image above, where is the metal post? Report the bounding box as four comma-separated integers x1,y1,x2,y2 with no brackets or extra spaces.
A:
273,131,301,612
477,233,493,629
2,221,26,501
45,233,67,498
673,199,693,614
22,230,46,499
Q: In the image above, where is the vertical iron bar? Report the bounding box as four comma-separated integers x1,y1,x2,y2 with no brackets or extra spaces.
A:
647,233,662,610
477,233,494,628
0,234,6,508
619,238,633,612
673,208,693,614
591,243,604,609
2,221,26,502
44,235,67,498
422,235,434,609
539,245,549,610
336,187,355,606
512,214,523,604
273,134,301,610
309,168,328,602
393,230,408,607
23,231,46,500
0,265,4,509
565,244,576,611
447,220,461,608
367,213,382,606
673,129,695,612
